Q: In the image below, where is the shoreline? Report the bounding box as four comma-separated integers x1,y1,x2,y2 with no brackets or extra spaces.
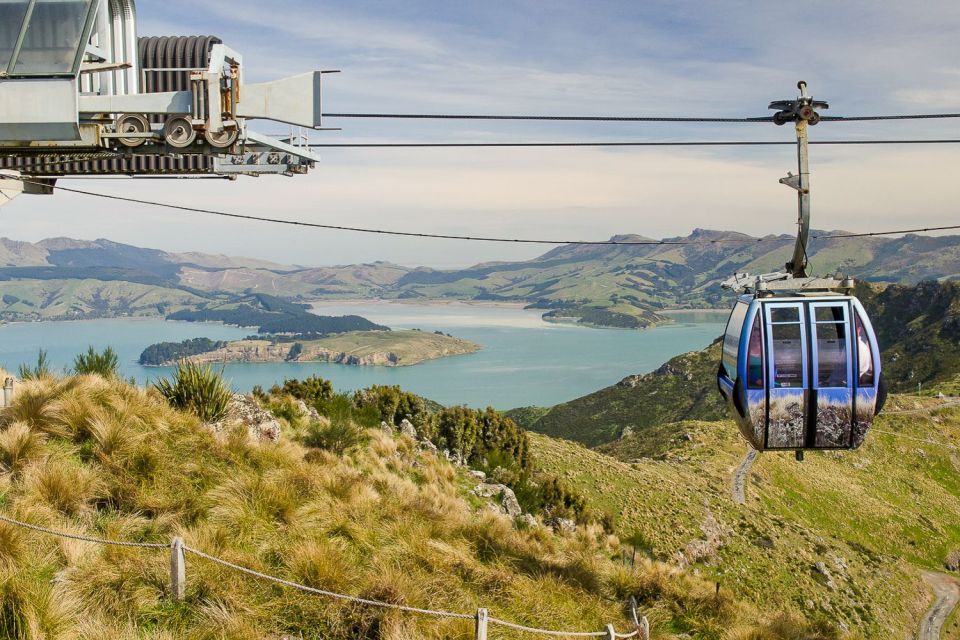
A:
307,298,530,310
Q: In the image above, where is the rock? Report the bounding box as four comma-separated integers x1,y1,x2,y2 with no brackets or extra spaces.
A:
472,483,522,518
467,470,487,482
210,394,282,443
444,449,467,467
500,487,522,518
379,421,393,434
620,426,634,440
813,561,837,591
515,513,538,529
548,517,577,535
399,418,417,439
294,399,323,422
945,549,960,572
418,439,438,454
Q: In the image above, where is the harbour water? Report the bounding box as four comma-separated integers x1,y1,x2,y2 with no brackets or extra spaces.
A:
0,302,726,409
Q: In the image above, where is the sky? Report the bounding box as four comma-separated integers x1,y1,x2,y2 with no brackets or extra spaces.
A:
2,0,958,268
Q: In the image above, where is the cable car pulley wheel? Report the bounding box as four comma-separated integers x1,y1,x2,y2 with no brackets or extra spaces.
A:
116,114,150,147
163,116,197,148
204,128,239,148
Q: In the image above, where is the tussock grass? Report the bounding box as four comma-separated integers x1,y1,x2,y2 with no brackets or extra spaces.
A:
0,375,840,639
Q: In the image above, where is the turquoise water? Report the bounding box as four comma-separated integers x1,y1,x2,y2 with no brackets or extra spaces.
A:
0,302,726,409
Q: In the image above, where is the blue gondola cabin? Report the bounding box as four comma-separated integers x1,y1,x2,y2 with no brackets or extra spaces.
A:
717,294,885,453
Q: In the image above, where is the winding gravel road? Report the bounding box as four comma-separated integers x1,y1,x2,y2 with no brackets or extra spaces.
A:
731,447,758,505
920,572,960,640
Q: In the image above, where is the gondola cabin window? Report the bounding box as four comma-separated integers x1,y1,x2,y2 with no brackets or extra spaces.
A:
813,305,850,389
722,300,748,380
855,312,874,385
767,306,805,389
746,315,763,389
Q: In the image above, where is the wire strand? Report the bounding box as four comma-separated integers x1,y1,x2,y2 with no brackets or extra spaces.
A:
308,139,960,148
321,112,960,123
8,176,960,246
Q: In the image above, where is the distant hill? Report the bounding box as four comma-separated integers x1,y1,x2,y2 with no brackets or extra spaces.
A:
3,231,960,326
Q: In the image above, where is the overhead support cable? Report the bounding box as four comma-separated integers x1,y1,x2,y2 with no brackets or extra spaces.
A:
8,176,960,247
320,111,960,123
307,139,960,148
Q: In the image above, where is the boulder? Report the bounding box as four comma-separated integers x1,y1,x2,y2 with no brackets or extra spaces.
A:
473,483,522,518
210,394,282,443
945,549,960,572
294,399,323,423
379,421,394,435
547,517,577,535
418,439,439,454
399,418,417,439
467,470,487,482
515,513,539,529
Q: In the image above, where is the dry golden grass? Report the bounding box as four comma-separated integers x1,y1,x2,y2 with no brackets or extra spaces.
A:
0,374,847,639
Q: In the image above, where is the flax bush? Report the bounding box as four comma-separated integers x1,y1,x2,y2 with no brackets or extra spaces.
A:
153,361,231,422
72,345,120,378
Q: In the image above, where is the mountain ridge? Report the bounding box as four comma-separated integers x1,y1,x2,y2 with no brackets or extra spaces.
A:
3,231,960,326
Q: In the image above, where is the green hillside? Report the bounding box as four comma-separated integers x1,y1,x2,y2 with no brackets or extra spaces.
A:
857,280,960,392
530,395,960,637
529,341,726,447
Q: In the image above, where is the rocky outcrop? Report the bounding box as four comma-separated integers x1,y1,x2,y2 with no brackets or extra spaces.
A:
473,482,522,518
208,394,281,443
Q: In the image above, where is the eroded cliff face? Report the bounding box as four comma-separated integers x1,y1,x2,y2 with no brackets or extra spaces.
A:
168,340,403,366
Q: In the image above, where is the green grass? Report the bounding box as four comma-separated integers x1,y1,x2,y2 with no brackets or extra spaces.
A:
529,394,960,637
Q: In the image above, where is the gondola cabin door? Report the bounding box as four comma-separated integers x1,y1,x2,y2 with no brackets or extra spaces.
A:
809,302,854,447
761,300,856,450
763,302,808,448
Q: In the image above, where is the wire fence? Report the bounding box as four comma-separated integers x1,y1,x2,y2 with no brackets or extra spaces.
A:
0,512,650,640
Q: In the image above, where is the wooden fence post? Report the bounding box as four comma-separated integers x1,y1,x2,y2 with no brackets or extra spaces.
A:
3,377,13,408
475,608,488,640
170,536,185,601
629,596,650,640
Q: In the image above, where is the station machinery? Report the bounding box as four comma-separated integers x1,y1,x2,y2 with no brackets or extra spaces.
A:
0,0,332,203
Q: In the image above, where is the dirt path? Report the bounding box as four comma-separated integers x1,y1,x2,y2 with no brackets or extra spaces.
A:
920,571,960,640
731,447,758,505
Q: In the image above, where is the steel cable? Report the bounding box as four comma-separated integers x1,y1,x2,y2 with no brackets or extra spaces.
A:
321,112,960,123
7,176,960,247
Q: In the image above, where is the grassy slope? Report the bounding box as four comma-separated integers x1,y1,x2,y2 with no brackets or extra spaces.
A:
531,395,960,637
0,375,836,639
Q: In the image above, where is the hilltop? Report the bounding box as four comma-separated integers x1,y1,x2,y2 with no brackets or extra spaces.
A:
3,232,960,327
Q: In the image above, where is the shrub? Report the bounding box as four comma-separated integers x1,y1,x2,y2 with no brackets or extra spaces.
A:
73,346,120,377
304,415,364,455
18,349,52,381
154,362,231,422
271,375,333,405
